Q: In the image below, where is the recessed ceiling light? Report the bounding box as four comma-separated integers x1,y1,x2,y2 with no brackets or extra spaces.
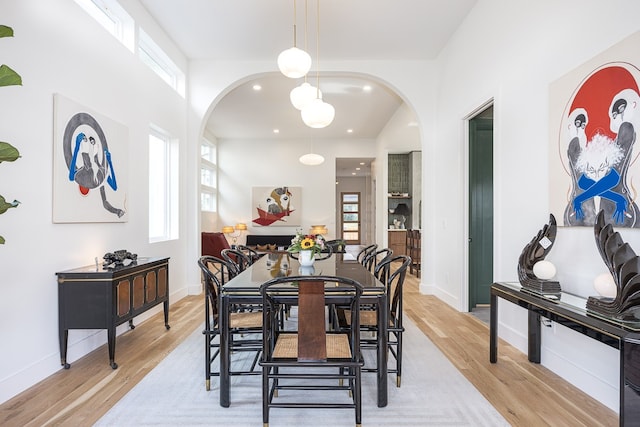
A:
273,129,280,133
253,84,262,91
363,85,372,92
408,121,418,127
347,129,353,133
351,172,356,175
356,167,361,171
359,162,365,165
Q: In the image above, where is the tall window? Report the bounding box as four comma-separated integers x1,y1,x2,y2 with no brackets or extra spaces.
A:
149,126,179,242
200,139,217,212
341,193,361,244
138,28,186,97
73,0,134,51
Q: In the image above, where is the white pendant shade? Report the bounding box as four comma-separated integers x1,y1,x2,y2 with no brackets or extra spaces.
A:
277,47,312,78
290,82,321,110
299,152,325,165
301,98,335,128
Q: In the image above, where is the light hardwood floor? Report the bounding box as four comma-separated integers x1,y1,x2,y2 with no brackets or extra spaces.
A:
0,273,617,426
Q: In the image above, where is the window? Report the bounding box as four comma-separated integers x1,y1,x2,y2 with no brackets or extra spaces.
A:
149,126,179,242
200,139,217,212
341,193,361,244
138,28,186,97
73,0,134,51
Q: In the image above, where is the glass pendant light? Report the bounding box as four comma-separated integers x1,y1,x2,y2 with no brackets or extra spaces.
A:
300,0,334,128
289,1,319,110
277,0,311,78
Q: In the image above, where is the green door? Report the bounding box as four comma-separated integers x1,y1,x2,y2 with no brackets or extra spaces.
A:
469,115,493,309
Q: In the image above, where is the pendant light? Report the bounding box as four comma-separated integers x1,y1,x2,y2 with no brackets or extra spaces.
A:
277,0,311,79
289,0,321,110
299,137,325,166
301,0,334,128
299,152,325,165
291,82,321,110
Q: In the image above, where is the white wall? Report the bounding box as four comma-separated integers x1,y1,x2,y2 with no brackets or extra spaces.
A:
0,0,189,404
431,0,640,411
216,138,378,242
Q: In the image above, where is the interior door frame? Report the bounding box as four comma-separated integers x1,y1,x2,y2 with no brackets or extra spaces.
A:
462,99,494,312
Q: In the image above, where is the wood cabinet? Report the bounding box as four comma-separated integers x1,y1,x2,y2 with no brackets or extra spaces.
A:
388,230,407,256
56,257,170,369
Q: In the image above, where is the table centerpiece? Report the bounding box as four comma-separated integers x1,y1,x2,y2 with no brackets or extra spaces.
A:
287,231,326,267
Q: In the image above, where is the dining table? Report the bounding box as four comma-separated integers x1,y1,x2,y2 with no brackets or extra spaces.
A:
218,252,389,408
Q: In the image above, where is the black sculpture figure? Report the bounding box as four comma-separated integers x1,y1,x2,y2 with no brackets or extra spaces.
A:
103,249,137,269
517,214,561,295
588,210,640,320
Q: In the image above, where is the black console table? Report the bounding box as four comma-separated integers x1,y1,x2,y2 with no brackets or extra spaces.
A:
490,282,640,426
56,257,170,369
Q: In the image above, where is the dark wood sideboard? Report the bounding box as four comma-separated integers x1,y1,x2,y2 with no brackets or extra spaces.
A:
490,282,640,426
56,257,170,369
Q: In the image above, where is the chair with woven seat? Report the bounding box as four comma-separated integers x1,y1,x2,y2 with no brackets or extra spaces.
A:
336,255,411,387
221,248,254,276
259,275,365,427
356,243,378,265
198,256,262,391
362,247,393,273
236,244,263,263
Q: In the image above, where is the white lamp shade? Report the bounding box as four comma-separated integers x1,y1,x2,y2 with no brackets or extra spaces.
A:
532,260,556,280
290,82,321,110
299,153,325,165
277,47,312,78
301,98,335,128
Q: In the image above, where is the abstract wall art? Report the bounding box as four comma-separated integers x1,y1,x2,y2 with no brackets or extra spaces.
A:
251,186,301,227
53,94,128,223
549,32,640,228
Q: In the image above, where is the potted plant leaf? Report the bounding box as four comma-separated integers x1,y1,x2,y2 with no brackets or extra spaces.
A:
0,24,22,244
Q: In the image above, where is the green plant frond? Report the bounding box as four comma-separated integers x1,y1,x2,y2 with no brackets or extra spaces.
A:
0,64,22,87
0,25,14,38
0,195,20,214
0,141,20,163
0,235,5,244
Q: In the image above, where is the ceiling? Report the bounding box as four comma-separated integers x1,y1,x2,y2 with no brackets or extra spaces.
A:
138,0,477,173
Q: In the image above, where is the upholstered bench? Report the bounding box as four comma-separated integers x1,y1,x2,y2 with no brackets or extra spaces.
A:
245,234,295,251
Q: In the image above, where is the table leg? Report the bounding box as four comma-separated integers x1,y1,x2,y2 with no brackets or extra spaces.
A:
621,335,640,426
376,294,388,407
164,299,171,330
220,295,231,407
59,328,70,369
107,325,118,369
528,310,541,363
490,291,497,363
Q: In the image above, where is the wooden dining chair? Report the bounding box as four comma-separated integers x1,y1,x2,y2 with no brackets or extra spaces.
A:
221,248,253,276
236,244,262,263
356,243,378,264
336,255,411,387
197,256,262,391
362,247,393,272
259,275,365,427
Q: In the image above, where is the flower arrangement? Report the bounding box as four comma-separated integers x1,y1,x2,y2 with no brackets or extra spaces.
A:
287,231,326,257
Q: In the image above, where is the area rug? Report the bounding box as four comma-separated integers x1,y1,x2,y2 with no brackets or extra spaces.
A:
95,317,508,426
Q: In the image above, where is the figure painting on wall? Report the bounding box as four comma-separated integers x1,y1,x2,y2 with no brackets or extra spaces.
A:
53,94,128,223
252,186,301,226
65,112,125,218
552,60,640,227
